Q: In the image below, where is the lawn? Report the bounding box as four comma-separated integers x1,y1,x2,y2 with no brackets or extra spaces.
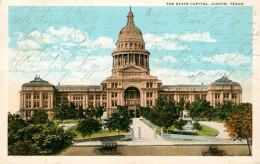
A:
69,126,130,140
53,119,80,125
167,124,219,137
197,124,219,137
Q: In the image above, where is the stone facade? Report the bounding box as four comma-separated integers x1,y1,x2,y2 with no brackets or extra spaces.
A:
19,9,242,120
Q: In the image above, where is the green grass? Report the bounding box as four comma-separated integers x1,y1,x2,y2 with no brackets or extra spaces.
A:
197,125,219,137
53,119,80,125
140,119,219,137
69,126,130,140
167,124,219,137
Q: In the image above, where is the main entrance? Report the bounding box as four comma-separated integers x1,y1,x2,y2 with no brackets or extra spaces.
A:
124,87,140,117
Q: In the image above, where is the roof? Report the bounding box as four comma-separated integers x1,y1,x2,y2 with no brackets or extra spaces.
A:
162,85,208,89
22,75,53,87
117,9,144,43
55,85,101,89
211,75,239,85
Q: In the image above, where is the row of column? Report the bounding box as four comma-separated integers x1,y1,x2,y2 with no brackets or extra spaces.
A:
21,92,53,109
113,53,149,68
64,93,108,109
211,92,242,105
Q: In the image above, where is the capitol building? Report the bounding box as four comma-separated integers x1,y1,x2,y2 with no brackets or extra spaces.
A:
19,9,242,119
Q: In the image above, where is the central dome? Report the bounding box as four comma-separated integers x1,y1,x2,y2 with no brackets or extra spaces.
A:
117,9,144,43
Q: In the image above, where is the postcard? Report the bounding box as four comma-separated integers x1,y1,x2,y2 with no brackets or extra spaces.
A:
1,0,260,164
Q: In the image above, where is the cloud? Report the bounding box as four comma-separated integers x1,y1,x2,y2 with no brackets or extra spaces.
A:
92,37,116,49
154,55,177,62
143,33,188,51
164,32,216,43
17,40,41,50
201,53,250,66
24,26,115,49
151,68,229,85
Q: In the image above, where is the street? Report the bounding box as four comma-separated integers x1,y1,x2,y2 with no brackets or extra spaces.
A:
60,145,250,156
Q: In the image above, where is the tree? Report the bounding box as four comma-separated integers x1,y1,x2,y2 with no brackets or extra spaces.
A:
189,99,211,121
174,119,187,130
8,113,28,146
95,106,104,121
75,106,86,119
215,101,233,123
8,141,37,155
149,98,179,134
177,98,185,112
192,122,203,131
53,103,77,120
29,109,49,124
8,121,74,155
76,117,102,137
225,105,252,155
105,106,133,135
201,106,216,122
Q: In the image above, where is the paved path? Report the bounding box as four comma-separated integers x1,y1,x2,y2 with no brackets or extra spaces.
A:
199,121,230,139
131,118,162,140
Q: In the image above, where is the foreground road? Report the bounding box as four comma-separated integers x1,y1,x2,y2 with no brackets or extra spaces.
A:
60,145,250,156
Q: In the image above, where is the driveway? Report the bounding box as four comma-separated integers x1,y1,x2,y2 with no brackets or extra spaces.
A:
131,118,162,140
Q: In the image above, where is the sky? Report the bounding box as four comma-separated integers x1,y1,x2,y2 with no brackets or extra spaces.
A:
8,6,252,113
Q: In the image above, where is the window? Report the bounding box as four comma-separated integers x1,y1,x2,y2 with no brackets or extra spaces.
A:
146,92,153,98
89,95,94,100
224,93,229,99
215,93,220,99
169,94,174,100
43,101,48,108
34,102,39,108
112,100,117,107
112,83,118,88
96,95,100,100
26,94,31,100
102,95,107,100
146,100,153,107
73,95,83,100
232,93,237,99
43,93,48,99
146,82,153,88
63,95,68,100
112,92,118,98
34,94,39,100
26,110,32,117
26,101,31,108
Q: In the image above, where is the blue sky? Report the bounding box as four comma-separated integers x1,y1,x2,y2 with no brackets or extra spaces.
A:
8,6,252,103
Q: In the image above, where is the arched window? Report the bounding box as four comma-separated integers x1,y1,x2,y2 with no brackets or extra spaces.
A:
139,44,141,49
130,43,133,49
121,44,123,48
125,43,128,48
141,44,143,49
134,43,137,48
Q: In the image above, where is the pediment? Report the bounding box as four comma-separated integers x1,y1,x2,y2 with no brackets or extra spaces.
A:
120,65,147,72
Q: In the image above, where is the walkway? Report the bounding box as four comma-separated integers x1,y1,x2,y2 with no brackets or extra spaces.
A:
199,121,230,139
131,118,162,140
